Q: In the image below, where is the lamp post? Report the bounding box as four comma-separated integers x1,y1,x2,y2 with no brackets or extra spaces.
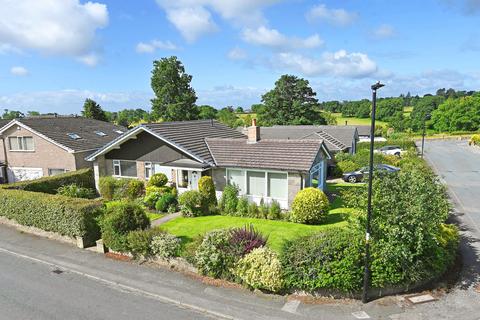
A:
421,113,431,158
362,81,384,304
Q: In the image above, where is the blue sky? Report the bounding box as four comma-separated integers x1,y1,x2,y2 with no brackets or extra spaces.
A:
1,0,480,114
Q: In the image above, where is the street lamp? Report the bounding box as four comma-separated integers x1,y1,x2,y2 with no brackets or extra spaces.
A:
362,81,384,304
421,113,431,158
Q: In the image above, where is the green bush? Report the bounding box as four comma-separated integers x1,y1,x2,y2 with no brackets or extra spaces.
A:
198,176,217,208
195,229,234,279
236,197,249,217
99,176,117,200
234,247,283,293
219,184,239,215
267,200,281,220
99,201,150,252
144,185,174,209
147,173,168,187
127,228,165,259
470,134,480,146
0,188,102,243
113,178,130,200
356,139,416,152
151,233,181,260
3,168,95,194
258,199,269,219
57,184,96,199
336,160,357,175
126,179,145,200
178,190,204,217
155,193,177,212
290,188,329,224
247,202,259,218
282,229,364,292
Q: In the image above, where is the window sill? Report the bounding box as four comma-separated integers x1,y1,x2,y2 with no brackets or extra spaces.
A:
8,150,35,153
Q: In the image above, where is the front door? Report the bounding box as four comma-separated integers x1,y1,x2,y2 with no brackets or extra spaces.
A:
189,171,200,190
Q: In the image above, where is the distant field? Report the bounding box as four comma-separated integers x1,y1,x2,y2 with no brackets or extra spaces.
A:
403,106,413,118
331,113,387,126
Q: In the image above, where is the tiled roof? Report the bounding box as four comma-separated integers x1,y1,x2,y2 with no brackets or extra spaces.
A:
205,138,325,172
143,120,246,163
0,119,10,129
356,125,371,136
5,116,126,152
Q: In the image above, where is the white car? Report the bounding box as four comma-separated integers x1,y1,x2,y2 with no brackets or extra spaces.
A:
375,145,404,157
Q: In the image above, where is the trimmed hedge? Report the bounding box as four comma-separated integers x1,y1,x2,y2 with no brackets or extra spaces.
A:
2,168,95,194
0,188,102,242
357,139,416,151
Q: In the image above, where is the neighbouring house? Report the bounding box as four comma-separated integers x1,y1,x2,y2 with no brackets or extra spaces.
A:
356,125,387,143
86,119,332,209
0,116,126,183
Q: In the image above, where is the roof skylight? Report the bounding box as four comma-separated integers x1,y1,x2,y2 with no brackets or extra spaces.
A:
67,133,81,140
114,129,124,134
95,131,107,136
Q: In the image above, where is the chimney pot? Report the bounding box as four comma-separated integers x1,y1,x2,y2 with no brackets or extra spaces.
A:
247,118,260,143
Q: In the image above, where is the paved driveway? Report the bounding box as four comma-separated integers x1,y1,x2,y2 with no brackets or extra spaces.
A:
423,139,480,288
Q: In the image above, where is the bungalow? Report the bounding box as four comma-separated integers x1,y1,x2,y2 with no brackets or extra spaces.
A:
86,119,332,209
0,116,126,183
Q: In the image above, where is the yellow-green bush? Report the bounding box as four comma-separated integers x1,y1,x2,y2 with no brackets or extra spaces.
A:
233,247,283,293
198,176,217,208
470,134,480,146
147,173,168,187
290,187,329,224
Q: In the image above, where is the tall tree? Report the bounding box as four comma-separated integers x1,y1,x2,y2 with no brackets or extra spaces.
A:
81,98,108,121
198,105,217,119
259,75,326,126
216,107,241,128
2,109,24,119
150,56,198,121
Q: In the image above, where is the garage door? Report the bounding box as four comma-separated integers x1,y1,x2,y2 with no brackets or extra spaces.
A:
7,167,43,183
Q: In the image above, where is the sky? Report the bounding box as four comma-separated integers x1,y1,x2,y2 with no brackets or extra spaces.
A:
1,0,480,114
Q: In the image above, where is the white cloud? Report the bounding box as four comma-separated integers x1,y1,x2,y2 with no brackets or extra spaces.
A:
136,40,178,53
306,4,357,26
373,24,395,39
10,66,29,76
242,26,323,49
155,0,279,42
76,53,100,67
0,0,108,63
228,47,247,60
197,85,266,107
274,50,377,78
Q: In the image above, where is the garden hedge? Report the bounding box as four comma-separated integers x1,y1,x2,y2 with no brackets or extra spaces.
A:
0,188,102,243
2,168,95,194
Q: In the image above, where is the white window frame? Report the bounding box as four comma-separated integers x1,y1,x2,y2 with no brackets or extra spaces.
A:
8,136,35,152
112,159,137,178
144,162,152,180
225,168,289,201
48,168,68,176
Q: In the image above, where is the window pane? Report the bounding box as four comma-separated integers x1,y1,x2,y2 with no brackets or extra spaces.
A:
9,137,19,150
120,161,137,177
228,169,246,194
49,168,66,176
23,137,34,151
247,171,266,197
268,172,288,199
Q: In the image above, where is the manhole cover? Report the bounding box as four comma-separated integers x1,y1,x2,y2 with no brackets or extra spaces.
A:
51,269,64,274
352,311,370,319
405,294,436,304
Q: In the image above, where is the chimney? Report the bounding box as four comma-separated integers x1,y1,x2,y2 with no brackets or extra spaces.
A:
247,118,260,143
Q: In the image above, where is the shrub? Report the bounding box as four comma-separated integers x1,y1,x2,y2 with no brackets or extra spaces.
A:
258,199,269,219
267,200,281,220
113,178,131,200
127,228,165,259
290,188,329,224
3,168,95,194
144,185,174,209
57,184,96,199
336,160,357,175
99,201,150,252
236,197,249,217
147,173,168,187
0,188,102,243
198,176,217,208
470,134,480,146
229,224,267,256
151,233,181,259
247,202,259,218
126,179,145,200
234,247,283,292
178,190,204,217
99,176,117,200
155,193,177,212
195,229,234,279
282,229,364,292
219,184,239,215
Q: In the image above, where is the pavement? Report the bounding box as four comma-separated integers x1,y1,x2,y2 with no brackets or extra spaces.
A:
0,139,479,320
151,212,182,227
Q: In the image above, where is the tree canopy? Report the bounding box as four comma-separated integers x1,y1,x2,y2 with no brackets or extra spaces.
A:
2,109,25,120
431,96,480,132
81,98,108,121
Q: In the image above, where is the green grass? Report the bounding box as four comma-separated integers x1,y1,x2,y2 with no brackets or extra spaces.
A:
160,183,361,253
147,212,164,222
331,113,387,126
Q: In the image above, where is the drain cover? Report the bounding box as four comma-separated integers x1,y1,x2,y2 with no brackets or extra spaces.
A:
405,294,436,304
352,311,370,319
51,268,64,274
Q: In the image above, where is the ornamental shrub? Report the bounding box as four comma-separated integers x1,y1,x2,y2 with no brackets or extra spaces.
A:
178,190,204,217
113,178,130,200
236,197,249,217
258,199,269,219
290,188,329,224
195,229,234,279
144,185,174,209
127,228,166,259
198,176,217,208
234,247,283,293
57,184,96,199
267,200,281,220
147,173,168,187
470,134,480,146
219,184,239,215
98,176,117,200
247,202,259,218
126,179,145,200
336,160,357,175
281,229,364,292
99,201,150,252
151,233,182,260
229,224,267,256
155,193,177,212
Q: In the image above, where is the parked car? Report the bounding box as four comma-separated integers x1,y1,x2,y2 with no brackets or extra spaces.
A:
375,145,404,157
342,164,400,183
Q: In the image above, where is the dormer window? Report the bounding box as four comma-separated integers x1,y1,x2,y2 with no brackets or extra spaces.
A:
67,133,81,140
95,131,107,136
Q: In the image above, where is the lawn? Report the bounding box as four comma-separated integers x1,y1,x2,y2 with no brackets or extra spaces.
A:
160,183,361,253
331,113,387,126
